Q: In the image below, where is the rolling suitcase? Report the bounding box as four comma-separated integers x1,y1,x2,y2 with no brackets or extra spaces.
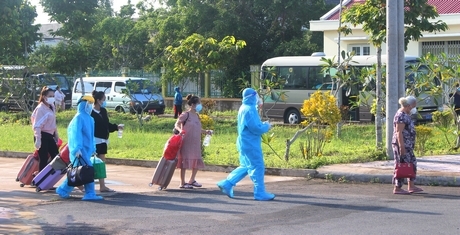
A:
149,157,178,190
16,152,39,187
32,156,68,192
149,133,184,190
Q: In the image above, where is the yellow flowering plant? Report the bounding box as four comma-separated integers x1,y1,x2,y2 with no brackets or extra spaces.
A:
199,114,214,157
299,91,341,157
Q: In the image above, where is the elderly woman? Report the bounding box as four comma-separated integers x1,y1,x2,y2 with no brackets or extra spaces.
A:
392,95,423,195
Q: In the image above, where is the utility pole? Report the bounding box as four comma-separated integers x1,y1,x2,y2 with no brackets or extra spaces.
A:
386,0,405,160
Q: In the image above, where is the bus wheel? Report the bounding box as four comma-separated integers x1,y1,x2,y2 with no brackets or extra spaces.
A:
285,109,300,124
115,106,125,113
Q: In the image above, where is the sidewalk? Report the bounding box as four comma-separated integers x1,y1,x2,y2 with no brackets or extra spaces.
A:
317,155,460,186
1,151,460,186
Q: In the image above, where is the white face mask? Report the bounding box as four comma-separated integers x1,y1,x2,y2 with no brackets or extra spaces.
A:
46,97,55,104
410,107,417,115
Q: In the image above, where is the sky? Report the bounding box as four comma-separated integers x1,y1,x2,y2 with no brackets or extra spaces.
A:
30,0,159,24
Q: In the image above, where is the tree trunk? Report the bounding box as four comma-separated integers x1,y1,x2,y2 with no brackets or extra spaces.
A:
375,47,383,149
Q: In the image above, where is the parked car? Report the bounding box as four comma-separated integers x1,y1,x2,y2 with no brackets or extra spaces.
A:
71,77,165,115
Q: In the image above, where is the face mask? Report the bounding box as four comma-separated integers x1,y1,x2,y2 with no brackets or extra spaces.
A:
410,107,417,115
101,100,107,108
195,104,203,113
46,97,55,104
85,103,93,114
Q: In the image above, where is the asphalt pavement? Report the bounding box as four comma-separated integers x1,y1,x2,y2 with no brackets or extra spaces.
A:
1,154,459,234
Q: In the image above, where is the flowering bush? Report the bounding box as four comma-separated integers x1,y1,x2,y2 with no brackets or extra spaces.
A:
199,114,214,157
199,114,214,131
299,91,341,157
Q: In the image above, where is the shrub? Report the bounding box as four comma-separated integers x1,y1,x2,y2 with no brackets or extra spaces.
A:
299,91,341,157
201,98,217,115
415,125,433,156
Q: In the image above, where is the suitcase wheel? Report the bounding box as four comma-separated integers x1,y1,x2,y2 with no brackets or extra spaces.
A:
148,183,153,187
158,187,164,191
15,178,19,182
36,187,41,192
20,183,25,187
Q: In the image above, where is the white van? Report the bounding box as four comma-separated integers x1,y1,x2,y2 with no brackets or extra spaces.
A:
71,77,165,114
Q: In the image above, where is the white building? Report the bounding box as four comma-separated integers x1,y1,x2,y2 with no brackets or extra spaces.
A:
310,0,460,58
37,23,64,47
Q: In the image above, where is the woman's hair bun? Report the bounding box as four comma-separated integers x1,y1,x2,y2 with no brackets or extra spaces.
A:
186,94,192,100
92,90,97,96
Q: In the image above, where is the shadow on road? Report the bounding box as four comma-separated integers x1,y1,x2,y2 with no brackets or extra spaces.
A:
95,192,245,215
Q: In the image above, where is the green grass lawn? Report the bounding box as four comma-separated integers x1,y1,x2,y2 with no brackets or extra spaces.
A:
0,110,457,169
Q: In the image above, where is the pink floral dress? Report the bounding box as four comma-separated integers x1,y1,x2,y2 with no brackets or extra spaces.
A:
175,111,205,169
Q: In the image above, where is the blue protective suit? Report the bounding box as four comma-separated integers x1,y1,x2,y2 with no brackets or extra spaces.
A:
174,87,182,105
217,88,275,201
56,97,103,200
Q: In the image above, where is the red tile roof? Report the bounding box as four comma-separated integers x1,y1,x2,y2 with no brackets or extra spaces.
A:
325,0,460,20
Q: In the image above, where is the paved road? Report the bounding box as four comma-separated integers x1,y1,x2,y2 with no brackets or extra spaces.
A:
1,157,460,235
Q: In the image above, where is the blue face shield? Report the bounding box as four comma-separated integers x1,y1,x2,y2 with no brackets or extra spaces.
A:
85,103,93,114
101,101,107,108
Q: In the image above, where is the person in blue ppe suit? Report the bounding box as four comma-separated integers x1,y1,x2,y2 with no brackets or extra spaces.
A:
173,86,183,119
56,95,103,201
217,88,275,201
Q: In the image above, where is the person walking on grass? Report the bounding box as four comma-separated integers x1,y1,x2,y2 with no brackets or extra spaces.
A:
217,88,275,201
31,86,60,173
173,86,183,119
392,95,423,195
54,86,65,111
174,94,212,189
91,90,120,193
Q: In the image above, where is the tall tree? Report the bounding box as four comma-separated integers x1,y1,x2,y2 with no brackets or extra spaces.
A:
340,0,448,150
164,33,246,88
0,0,41,64
40,0,113,78
138,0,332,97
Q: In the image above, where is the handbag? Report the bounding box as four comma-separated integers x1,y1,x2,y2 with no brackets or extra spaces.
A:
394,162,415,178
173,112,190,135
91,156,107,179
67,156,95,187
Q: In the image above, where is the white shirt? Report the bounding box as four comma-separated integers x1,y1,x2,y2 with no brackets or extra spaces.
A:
54,90,65,102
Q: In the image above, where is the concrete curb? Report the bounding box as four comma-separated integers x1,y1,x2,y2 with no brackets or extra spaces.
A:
0,151,317,178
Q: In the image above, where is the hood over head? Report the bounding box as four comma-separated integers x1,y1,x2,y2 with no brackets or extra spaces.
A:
174,86,180,92
77,95,95,114
242,88,257,105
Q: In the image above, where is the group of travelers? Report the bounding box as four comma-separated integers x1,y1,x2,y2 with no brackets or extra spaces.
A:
30,85,276,201
30,82,433,200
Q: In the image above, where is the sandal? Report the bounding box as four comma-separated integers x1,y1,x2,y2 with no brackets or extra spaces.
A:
190,181,202,187
393,189,411,195
408,187,423,193
179,184,193,189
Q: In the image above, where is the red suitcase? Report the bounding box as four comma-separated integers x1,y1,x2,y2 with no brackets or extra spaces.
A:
16,152,39,187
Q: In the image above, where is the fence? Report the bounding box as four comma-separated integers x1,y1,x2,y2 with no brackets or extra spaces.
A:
81,69,247,98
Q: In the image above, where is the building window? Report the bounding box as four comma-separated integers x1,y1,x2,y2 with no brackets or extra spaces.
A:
422,40,460,59
350,45,370,56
